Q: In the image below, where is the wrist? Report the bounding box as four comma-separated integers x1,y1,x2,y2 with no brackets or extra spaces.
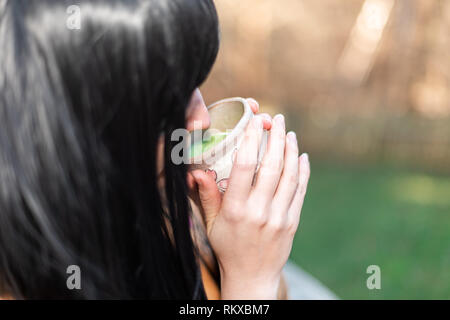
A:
220,271,280,300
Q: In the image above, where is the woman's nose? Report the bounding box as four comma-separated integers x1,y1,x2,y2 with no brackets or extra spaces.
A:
186,89,210,132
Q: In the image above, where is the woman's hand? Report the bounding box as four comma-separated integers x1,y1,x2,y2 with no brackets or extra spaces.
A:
247,98,272,130
189,100,310,300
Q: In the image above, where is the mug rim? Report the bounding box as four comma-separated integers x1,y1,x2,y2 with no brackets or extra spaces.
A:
189,97,252,162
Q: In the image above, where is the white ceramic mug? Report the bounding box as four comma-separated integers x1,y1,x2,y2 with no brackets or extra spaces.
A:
189,97,268,192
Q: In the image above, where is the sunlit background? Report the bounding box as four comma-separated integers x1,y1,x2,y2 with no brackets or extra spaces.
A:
202,0,450,299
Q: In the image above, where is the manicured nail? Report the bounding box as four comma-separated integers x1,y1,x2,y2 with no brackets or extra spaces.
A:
287,131,297,145
205,169,217,181
301,153,309,163
274,114,285,127
261,113,272,122
248,98,259,107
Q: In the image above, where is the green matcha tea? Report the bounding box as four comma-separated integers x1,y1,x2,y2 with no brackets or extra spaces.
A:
190,132,228,158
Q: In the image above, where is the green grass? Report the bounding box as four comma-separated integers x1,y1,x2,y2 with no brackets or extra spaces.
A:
289,161,450,299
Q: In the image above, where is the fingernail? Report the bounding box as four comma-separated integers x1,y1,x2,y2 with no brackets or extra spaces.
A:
248,97,258,105
261,113,272,122
274,114,285,126
287,131,297,145
301,153,309,163
205,169,217,181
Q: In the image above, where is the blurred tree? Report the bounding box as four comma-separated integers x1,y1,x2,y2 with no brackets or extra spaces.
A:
203,0,450,170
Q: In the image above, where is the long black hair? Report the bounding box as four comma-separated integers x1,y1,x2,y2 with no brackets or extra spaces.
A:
0,0,219,299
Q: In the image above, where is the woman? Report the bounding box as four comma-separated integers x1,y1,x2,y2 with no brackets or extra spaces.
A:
0,0,310,299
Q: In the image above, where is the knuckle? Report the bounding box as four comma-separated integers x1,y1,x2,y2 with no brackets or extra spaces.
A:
286,215,299,234
259,165,276,178
261,156,284,174
287,223,298,236
299,183,307,197
233,159,257,172
246,202,267,227
289,173,300,186
226,210,243,224
247,196,261,209
305,166,311,179
251,213,268,227
224,202,244,222
267,218,286,233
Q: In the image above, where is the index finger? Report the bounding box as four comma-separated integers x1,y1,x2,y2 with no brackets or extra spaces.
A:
247,98,259,113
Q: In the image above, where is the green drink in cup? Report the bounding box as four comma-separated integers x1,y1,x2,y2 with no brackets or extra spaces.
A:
189,132,228,159
189,97,267,192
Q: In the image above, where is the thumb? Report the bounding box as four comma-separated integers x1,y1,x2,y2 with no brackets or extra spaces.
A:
190,170,222,234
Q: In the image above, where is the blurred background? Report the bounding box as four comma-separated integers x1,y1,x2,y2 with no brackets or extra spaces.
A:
202,0,450,299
